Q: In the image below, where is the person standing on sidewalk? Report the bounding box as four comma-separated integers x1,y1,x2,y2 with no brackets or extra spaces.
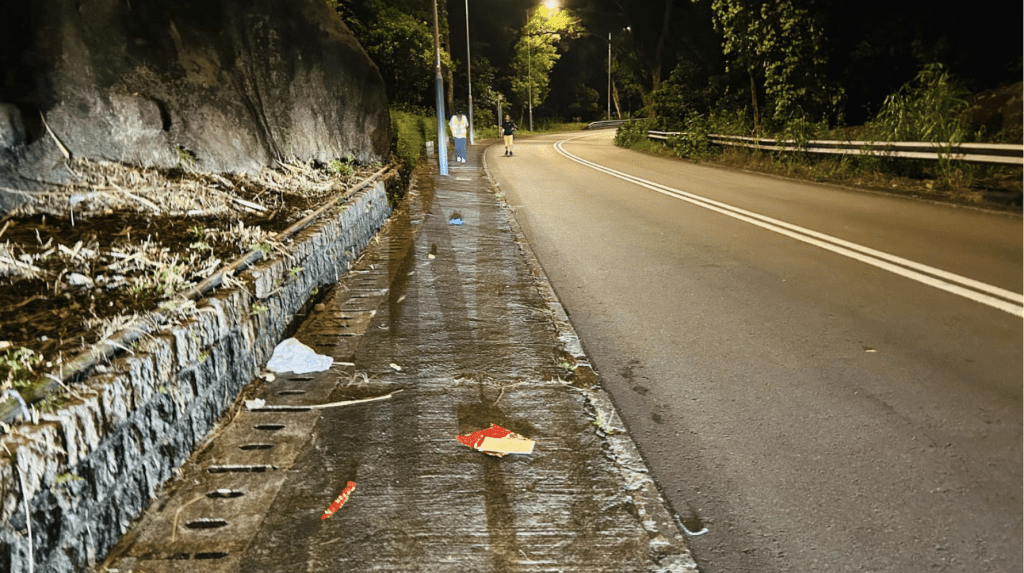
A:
449,111,469,163
500,114,517,156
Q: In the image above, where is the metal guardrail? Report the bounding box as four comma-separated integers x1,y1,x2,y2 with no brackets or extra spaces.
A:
587,119,629,130
646,130,1024,166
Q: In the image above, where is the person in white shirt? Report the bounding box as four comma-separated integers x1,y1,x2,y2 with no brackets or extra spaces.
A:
449,111,469,163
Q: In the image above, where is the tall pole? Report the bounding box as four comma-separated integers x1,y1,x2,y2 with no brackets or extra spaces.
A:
465,0,474,145
607,32,612,120
432,0,449,176
527,37,533,132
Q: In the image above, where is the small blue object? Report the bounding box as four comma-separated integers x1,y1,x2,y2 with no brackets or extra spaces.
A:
448,218,464,225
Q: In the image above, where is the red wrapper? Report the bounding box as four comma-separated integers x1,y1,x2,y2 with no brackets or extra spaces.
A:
321,481,356,520
456,424,532,457
456,424,515,449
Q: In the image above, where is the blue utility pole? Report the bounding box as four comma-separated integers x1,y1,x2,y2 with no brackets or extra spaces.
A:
433,0,449,175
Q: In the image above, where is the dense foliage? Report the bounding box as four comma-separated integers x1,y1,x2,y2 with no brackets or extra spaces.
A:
390,109,437,166
868,64,970,144
509,5,583,120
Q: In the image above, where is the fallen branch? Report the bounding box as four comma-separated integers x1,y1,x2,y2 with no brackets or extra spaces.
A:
111,185,161,213
245,389,402,411
231,196,267,212
310,389,403,409
171,494,207,543
39,111,70,161
0,253,46,275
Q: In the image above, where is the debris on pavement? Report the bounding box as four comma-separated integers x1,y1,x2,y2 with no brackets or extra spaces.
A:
266,337,333,373
389,363,402,372
245,390,403,411
321,481,356,520
456,424,536,457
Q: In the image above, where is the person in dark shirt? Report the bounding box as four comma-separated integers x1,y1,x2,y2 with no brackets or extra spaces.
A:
500,114,517,156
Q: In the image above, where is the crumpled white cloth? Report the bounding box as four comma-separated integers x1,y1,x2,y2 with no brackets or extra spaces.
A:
266,338,333,374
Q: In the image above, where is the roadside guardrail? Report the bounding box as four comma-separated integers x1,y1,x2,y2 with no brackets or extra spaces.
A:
587,119,629,130
646,130,1023,165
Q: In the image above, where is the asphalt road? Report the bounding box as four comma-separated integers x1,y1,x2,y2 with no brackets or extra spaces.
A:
485,130,1023,572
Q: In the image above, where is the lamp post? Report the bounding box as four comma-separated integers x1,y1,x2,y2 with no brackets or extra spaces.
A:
607,26,629,121
464,0,474,145
527,38,533,132
432,0,448,176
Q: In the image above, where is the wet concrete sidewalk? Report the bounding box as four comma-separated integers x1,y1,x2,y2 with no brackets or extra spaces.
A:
101,144,696,572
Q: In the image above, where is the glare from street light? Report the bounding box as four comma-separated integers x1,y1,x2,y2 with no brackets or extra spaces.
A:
544,0,558,10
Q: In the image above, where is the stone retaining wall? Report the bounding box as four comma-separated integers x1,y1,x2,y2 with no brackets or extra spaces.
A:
0,181,391,572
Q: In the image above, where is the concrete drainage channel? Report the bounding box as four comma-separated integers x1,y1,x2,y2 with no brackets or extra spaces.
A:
0,172,394,573
98,189,414,571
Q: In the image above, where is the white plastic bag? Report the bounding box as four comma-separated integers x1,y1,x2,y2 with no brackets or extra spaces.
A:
266,338,333,374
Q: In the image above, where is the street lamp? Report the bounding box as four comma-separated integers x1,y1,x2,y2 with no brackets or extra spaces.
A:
432,0,448,175
464,0,474,145
528,37,532,132
607,27,629,120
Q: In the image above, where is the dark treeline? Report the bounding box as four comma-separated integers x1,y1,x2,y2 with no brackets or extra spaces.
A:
333,0,1021,136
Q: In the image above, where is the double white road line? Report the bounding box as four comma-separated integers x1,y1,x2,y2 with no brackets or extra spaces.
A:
554,137,1023,318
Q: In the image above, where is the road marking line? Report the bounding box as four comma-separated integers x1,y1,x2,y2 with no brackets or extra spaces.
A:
554,137,1024,317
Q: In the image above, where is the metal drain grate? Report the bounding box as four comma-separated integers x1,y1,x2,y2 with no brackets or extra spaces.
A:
207,464,278,473
185,518,228,529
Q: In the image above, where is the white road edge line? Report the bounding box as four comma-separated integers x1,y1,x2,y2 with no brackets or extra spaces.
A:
555,136,1024,318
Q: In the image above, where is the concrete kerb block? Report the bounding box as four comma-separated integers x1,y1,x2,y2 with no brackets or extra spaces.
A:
37,397,102,470
0,423,63,510
144,335,176,393
249,257,285,300
0,450,20,523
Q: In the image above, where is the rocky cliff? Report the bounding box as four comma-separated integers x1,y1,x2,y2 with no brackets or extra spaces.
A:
0,0,390,214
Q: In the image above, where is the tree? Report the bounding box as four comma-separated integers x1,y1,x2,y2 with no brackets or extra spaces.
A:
335,0,453,109
712,0,840,132
464,55,503,126
508,5,582,121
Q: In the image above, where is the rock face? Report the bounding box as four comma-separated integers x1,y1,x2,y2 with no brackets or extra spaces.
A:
0,0,390,214
963,81,1023,143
